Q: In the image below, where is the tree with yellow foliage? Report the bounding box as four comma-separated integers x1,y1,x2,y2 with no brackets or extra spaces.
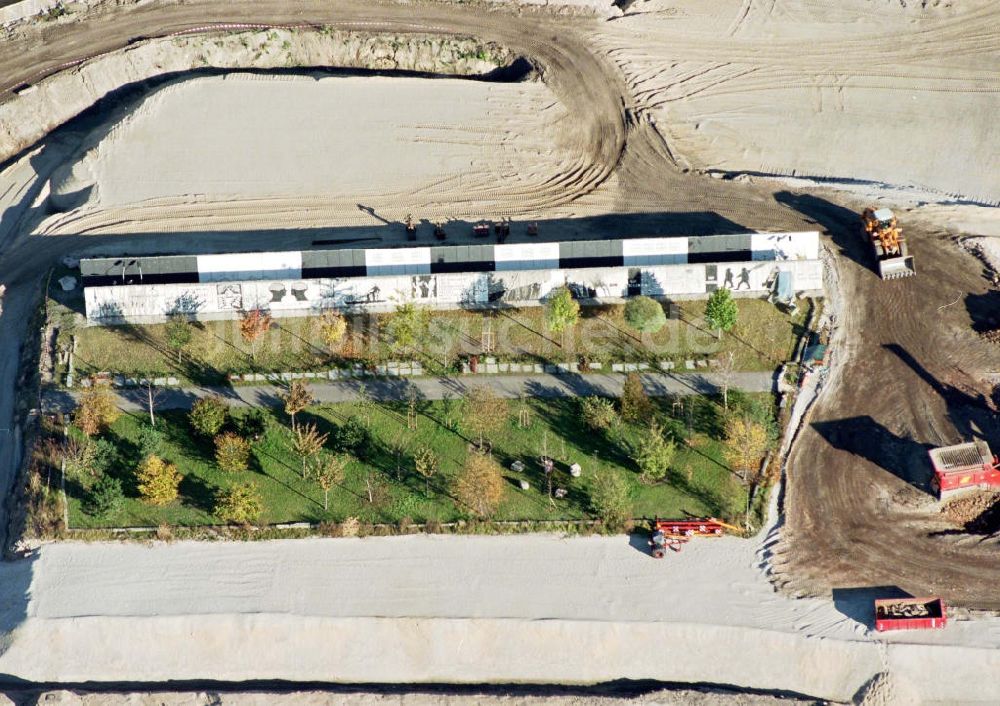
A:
135,455,182,506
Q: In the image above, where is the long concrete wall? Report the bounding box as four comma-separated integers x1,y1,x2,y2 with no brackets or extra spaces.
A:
83,259,824,323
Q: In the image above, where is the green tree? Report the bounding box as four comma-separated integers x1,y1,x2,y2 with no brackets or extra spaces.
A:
86,475,124,518
292,422,329,480
631,421,676,484
453,454,505,518
414,446,439,496
135,455,182,505
137,424,163,459
545,286,580,334
335,417,369,455
236,408,267,441
164,313,193,364
624,296,667,334
704,287,738,340
620,372,652,423
214,432,251,473
215,482,264,525
189,396,228,438
589,467,632,530
385,302,431,351
580,396,617,431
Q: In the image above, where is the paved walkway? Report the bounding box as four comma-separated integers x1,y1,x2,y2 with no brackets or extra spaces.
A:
42,371,776,412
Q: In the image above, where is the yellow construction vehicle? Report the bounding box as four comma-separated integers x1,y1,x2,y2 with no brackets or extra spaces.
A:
861,207,915,279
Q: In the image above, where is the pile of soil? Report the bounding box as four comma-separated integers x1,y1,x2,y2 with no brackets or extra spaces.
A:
942,491,1000,533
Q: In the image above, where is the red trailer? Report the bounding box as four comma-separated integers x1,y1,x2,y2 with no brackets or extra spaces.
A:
649,517,738,558
928,440,1000,498
874,597,947,632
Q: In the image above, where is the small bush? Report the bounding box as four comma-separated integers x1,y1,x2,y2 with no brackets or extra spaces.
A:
86,475,124,519
335,417,369,454
214,432,251,473
135,455,182,506
236,408,268,441
580,396,617,431
189,396,228,438
136,425,163,459
214,482,264,525
624,296,667,333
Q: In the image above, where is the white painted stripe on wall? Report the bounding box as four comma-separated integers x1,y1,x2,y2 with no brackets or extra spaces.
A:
622,238,688,266
197,251,302,283
365,247,431,275
750,231,819,260
494,243,560,262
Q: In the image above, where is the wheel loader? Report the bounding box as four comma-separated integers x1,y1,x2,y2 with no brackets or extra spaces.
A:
860,207,915,279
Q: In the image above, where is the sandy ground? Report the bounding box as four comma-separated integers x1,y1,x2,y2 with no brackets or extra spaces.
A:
598,0,1000,204
0,529,997,702
52,74,571,211
2,689,813,706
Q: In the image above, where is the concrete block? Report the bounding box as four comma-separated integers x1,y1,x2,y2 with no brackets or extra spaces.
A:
498,362,509,373
154,377,167,386
685,360,696,370
485,357,497,365
167,377,179,385
590,362,603,370
113,375,125,387
624,363,638,372
291,372,304,379
461,363,471,374
533,364,544,374
280,372,293,381
242,374,254,382
544,364,558,373
486,364,499,374
696,359,708,368
611,363,624,372
412,364,423,376
125,377,138,387
659,361,675,371
304,372,317,379
79,377,91,388
638,363,649,371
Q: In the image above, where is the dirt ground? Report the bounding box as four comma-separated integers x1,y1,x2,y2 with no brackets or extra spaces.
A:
771,187,1000,607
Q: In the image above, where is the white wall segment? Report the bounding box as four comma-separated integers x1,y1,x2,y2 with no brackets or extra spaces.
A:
197,252,302,283
622,238,688,266
365,247,432,276
751,231,819,261
494,243,560,271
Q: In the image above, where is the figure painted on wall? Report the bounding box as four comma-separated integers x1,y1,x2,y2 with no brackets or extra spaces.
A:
169,291,204,315
268,283,287,303
291,283,309,302
737,267,751,290
411,275,437,300
217,283,243,310
723,268,735,289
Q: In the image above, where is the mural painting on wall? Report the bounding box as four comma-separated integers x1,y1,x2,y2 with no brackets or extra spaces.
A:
411,275,437,300
217,283,243,310
345,284,384,306
169,291,204,315
722,267,752,290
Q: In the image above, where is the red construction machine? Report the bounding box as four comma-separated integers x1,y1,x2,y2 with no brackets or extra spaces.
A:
649,517,739,558
928,440,1000,498
875,597,947,632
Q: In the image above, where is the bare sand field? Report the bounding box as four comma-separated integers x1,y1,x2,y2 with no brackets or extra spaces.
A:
51,74,571,211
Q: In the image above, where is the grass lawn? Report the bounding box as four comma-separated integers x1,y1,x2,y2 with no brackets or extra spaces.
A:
61,298,810,385
66,393,766,529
